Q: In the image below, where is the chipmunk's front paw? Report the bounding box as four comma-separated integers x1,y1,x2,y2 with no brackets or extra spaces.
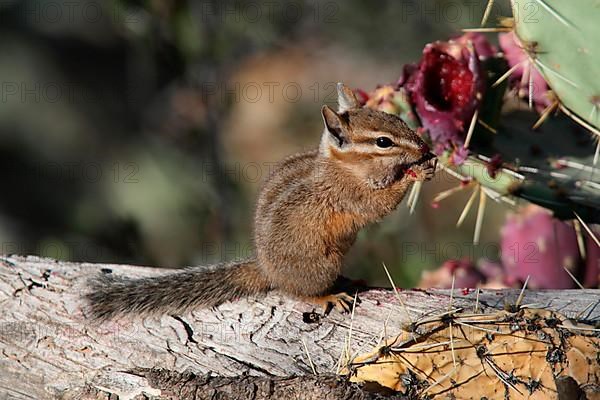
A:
329,292,357,314
409,158,437,182
307,292,360,315
422,160,436,181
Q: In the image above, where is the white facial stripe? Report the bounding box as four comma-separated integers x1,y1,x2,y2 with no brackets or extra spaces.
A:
366,132,393,140
395,137,420,150
347,143,401,155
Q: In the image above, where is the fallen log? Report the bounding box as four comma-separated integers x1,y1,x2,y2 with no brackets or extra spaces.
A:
0,255,598,399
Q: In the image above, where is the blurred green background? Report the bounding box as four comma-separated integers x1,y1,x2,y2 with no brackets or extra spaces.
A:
0,0,513,287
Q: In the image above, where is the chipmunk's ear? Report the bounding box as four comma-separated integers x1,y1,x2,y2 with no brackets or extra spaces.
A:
336,82,360,113
321,105,347,147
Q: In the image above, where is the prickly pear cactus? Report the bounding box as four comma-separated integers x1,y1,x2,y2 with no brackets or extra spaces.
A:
511,0,600,133
450,110,600,223
347,308,600,399
361,19,600,224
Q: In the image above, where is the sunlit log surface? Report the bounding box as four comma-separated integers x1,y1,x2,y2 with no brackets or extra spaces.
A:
0,255,598,399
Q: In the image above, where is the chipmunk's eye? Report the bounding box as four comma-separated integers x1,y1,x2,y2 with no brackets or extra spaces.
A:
376,137,394,148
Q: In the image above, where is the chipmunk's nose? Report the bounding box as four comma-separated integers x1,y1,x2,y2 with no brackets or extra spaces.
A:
424,152,436,161
417,142,436,162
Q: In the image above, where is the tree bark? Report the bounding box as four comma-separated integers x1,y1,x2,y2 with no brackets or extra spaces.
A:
0,255,598,399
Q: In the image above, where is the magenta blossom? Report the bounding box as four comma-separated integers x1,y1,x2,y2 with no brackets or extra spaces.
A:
402,33,495,164
501,205,579,289
420,205,599,290
499,31,551,111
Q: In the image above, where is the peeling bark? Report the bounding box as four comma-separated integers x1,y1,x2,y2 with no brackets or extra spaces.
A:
0,255,598,399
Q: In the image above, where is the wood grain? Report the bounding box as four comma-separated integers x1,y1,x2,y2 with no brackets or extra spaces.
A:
0,255,598,399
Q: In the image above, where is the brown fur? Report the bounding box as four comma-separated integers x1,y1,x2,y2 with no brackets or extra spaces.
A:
85,84,435,319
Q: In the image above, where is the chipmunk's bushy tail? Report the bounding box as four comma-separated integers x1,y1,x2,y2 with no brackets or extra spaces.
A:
85,259,270,320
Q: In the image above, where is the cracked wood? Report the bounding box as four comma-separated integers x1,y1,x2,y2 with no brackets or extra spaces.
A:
0,255,599,399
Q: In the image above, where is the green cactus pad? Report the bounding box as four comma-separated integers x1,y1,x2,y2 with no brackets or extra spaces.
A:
451,110,600,222
511,0,600,133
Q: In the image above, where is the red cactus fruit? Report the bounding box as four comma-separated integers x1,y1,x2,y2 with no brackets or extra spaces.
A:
402,33,494,163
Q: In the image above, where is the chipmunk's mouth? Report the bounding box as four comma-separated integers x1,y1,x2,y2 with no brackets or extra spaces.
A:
395,152,437,180
409,151,436,168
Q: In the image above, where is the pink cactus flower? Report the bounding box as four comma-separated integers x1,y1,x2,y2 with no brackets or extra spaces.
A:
498,31,551,111
501,205,579,289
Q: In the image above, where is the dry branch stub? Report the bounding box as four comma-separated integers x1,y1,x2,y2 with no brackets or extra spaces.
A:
0,255,599,399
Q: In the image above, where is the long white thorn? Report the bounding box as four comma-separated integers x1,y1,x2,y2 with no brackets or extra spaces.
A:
515,275,530,308
573,212,600,248
532,100,559,130
527,62,534,109
457,184,480,227
492,60,526,88
441,166,468,182
473,187,487,245
533,0,574,28
592,140,600,181
558,103,600,136
463,109,479,149
382,262,413,324
301,339,317,375
478,118,497,134
409,181,423,215
535,60,578,88
449,322,457,370
433,183,470,204
345,292,359,364
563,266,584,290
462,27,511,33
480,0,495,26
